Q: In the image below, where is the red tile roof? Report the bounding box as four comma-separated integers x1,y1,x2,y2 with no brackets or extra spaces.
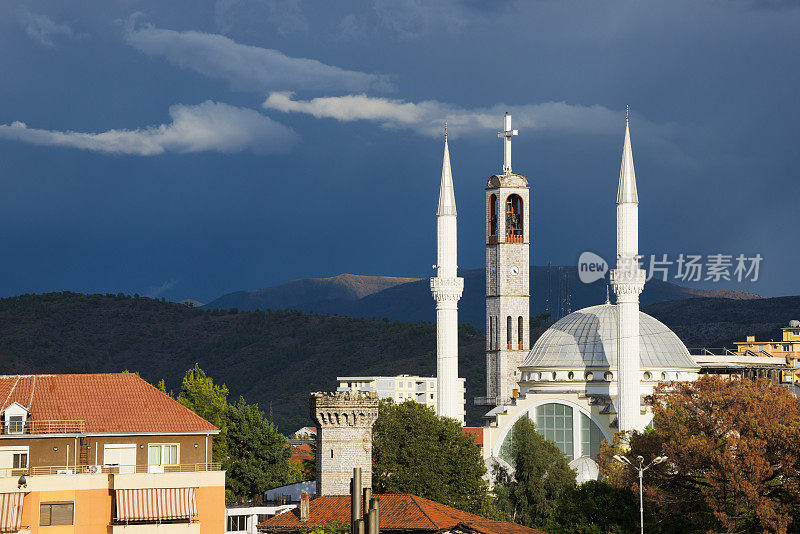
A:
258,494,544,534
288,443,313,464
462,426,484,446
0,373,218,434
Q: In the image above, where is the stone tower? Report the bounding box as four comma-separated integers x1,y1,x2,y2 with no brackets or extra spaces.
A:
430,129,465,424
310,391,379,496
480,113,531,407
609,109,646,432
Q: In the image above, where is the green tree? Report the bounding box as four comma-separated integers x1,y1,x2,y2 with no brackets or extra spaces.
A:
372,400,490,514
177,364,229,463
225,397,292,502
494,416,576,528
545,480,638,534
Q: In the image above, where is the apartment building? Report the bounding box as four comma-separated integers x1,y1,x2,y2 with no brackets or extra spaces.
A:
0,373,224,533
336,375,466,420
734,320,800,381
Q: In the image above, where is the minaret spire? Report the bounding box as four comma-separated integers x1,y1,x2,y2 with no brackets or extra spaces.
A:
431,128,465,424
437,127,457,217
610,109,646,433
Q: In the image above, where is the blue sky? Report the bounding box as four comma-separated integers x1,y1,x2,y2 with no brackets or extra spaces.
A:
0,0,798,302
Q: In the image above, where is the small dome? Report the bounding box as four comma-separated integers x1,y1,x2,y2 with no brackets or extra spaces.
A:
521,304,698,370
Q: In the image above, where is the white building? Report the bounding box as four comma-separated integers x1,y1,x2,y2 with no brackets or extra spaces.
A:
479,112,700,483
337,375,466,420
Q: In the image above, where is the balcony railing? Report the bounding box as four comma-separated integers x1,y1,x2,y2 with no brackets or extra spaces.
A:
2,420,86,435
0,462,221,478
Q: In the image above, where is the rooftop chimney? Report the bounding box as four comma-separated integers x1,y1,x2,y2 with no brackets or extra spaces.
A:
299,492,310,522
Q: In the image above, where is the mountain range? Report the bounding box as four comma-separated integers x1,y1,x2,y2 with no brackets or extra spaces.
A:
204,268,761,327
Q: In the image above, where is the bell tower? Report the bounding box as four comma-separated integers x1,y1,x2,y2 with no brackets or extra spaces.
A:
478,113,530,407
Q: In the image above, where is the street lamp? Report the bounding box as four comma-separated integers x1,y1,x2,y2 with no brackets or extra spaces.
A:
613,454,667,534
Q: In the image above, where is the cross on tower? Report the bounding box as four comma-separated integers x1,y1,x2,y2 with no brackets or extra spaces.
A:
497,112,518,175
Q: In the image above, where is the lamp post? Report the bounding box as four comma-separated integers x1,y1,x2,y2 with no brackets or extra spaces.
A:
613,454,667,534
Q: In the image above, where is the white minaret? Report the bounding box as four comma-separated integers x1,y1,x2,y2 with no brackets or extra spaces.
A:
610,107,646,433
430,126,465,424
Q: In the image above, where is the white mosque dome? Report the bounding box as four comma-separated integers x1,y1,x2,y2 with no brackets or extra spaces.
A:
521,303,698,371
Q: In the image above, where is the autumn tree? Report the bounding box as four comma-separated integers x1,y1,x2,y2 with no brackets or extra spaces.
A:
599,375,800,534
372,400,491,515
493,416,576,528
177,363,229,463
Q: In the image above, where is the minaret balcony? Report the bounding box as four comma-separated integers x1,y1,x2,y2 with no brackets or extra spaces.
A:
430,277,464,301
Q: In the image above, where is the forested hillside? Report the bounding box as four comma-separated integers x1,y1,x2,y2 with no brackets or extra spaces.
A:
0,292,796,430
0,292,485,429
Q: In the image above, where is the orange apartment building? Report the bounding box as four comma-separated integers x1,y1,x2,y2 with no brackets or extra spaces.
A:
734,320,800,382
0,373,224,533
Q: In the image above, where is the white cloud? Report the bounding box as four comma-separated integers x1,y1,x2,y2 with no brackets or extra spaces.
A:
0,101,297,156
124,21,392,93
263,92,629,138
18,10,81,47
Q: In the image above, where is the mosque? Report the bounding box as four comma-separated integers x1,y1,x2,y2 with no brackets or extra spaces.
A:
430,110,701,482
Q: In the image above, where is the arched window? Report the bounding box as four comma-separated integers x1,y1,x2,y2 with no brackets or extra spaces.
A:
488,317,494,350
518,316,524,350
505,194,523,243
489,194,498,242
507,316,512,349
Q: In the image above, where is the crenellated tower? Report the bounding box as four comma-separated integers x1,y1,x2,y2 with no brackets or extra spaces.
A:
310,391,379,496
478,113,531,407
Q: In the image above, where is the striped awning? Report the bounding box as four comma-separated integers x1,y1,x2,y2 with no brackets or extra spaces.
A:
0,493,23,532
115,488,197,522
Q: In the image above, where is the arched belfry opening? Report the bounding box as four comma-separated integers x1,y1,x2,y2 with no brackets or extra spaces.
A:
489,194,498,243
505,194,523,243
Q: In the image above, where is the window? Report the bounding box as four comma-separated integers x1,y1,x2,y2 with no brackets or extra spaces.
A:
148,444,178,467
580,413,604,459
40,502,74,526
507,316,512,349
430,394,434,399
257,514,271,524
784,345,791,352
227,515,248,532
12,453,27,469
535,403,573,458
7,416,23,434
518,316,524,349
489,194,498,239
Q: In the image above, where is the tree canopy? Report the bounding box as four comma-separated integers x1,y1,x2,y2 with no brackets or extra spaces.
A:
225,396,293,501
372,400,490,514
599,375,800,534
177,363,229,463
493,416,576,528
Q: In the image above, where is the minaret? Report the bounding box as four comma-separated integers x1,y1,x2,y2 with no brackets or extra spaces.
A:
477,113,530,408
610,107,646,432
430,126,465,424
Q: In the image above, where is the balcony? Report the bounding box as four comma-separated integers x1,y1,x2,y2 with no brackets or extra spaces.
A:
2,420,85,435
0,462,221,478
